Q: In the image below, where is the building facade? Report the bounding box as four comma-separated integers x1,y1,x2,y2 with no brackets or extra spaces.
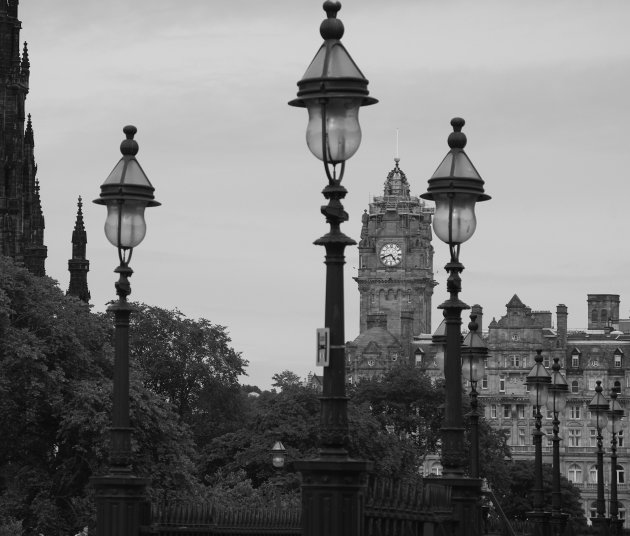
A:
346,158,436,383
0,1,46,275
480,293,629,522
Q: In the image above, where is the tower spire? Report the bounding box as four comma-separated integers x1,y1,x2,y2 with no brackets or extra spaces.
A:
67,196,91,303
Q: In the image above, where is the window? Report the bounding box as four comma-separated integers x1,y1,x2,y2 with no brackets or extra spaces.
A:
518,428,526,446
601,309,608,323
517,405,525,419
614,381,622,394
503,405,511,418
567,464,582,483
589,465,598,483
543,354,551,368
499,376,506,393
592,309,598,323
572,353,580,367
481,375,488,390
615,352,622,368
568,429,582,447
571,380,579,394
490,405,497,419
510,355,521,367
545,429,553,447
617,465,625,484
618,430,624,448
430,463,442,476
590,502,598,519
570,406,581,419
590,429,598,447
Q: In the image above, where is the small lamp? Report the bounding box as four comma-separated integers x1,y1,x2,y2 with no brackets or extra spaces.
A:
526,350,551,408
420,118,490,251
94,126,160,262
289,1,377,178
588,380,609,431
546,357,568,414
271,441,286,469
462,314,487,384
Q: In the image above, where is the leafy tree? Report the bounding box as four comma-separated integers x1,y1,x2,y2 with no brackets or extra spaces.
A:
497,460,586,530
0,259,204,534
128,303,248,444
351,364,443,460
271,370,302,391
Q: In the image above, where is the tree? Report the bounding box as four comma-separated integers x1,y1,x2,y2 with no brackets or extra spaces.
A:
351,364,443,460
497,460,586,530
271,370,302,391
0,259,203,534
128,303,248,444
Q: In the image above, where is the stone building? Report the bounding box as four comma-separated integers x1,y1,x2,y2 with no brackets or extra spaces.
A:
0,1,46,275
479,293,629,522
67,197,90,303
346,158,436,383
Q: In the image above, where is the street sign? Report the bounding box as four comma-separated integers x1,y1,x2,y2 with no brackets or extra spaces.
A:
316,328,330,367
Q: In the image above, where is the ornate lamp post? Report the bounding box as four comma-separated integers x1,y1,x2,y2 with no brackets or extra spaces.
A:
462,314,487,480
91,125,160,536
271,440,287,470
607,390,625,536
289,3,376,536
420,118,490,536
546,357,568,535
525,349,551,535
588,380,609,532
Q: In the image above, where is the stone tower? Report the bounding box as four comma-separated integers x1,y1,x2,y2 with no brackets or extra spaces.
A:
67,197,90,303
587,293,619,330
350,158,436,370
0,2,46,274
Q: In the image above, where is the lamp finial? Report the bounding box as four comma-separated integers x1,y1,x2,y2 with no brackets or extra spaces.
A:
320,1,344,40
120,125,139,156
448,117,467,150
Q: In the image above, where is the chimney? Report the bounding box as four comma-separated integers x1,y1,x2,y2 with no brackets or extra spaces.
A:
471,304,483,332
556,304,568,348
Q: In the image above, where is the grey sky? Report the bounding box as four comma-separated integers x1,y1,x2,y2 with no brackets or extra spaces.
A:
19,1,630,388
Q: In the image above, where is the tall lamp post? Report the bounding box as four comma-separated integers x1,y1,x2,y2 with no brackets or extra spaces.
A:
546,357,568,536
607,390,625,536
289,3,376,536
420,118,490,536
588,380,609,533
91,126,160,536
462,314,487,480
525,349,551,536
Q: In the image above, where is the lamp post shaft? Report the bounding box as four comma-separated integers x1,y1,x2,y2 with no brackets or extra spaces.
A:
469,383,480,479
551,412,562,535
611,431,619,535
440,261,467,477
596,430,606,518
296,182,371,536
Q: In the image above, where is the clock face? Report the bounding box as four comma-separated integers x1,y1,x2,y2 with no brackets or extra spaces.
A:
379,243,402,266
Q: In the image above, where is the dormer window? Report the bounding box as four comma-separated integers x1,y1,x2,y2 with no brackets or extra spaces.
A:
615,349,623,368
571,349,580,368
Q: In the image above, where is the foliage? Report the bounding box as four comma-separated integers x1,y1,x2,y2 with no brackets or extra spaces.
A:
0,259,205,534
271,370,302,391
351,364,443,460
128,303,249,445
497,460,586,528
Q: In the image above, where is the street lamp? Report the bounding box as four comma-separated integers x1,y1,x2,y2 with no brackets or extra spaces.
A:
421,118,489,536
91,125,160,536
462,314,487,480
546,357,568,535
588,380,609,532
525,349,551,534
271,440,287,470
289,3,375,536
607,389,625,536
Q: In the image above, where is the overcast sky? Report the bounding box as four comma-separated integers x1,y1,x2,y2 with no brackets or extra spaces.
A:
19,1,630,389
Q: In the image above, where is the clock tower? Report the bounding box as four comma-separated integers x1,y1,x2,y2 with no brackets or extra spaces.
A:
347,158,436,381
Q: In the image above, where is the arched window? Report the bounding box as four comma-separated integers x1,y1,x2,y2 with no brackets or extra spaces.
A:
589,465,598,483
571,380,579,394
590,502,598,519
592,309,599,323
430,462,442,476
567,464,582,484
617,464,625,484
601,309,608,322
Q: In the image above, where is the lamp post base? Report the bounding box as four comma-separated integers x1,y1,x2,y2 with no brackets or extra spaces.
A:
91,474,150,536
590,516,610,536
297,458,372,536
527,510,550,536
441,477,483,536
